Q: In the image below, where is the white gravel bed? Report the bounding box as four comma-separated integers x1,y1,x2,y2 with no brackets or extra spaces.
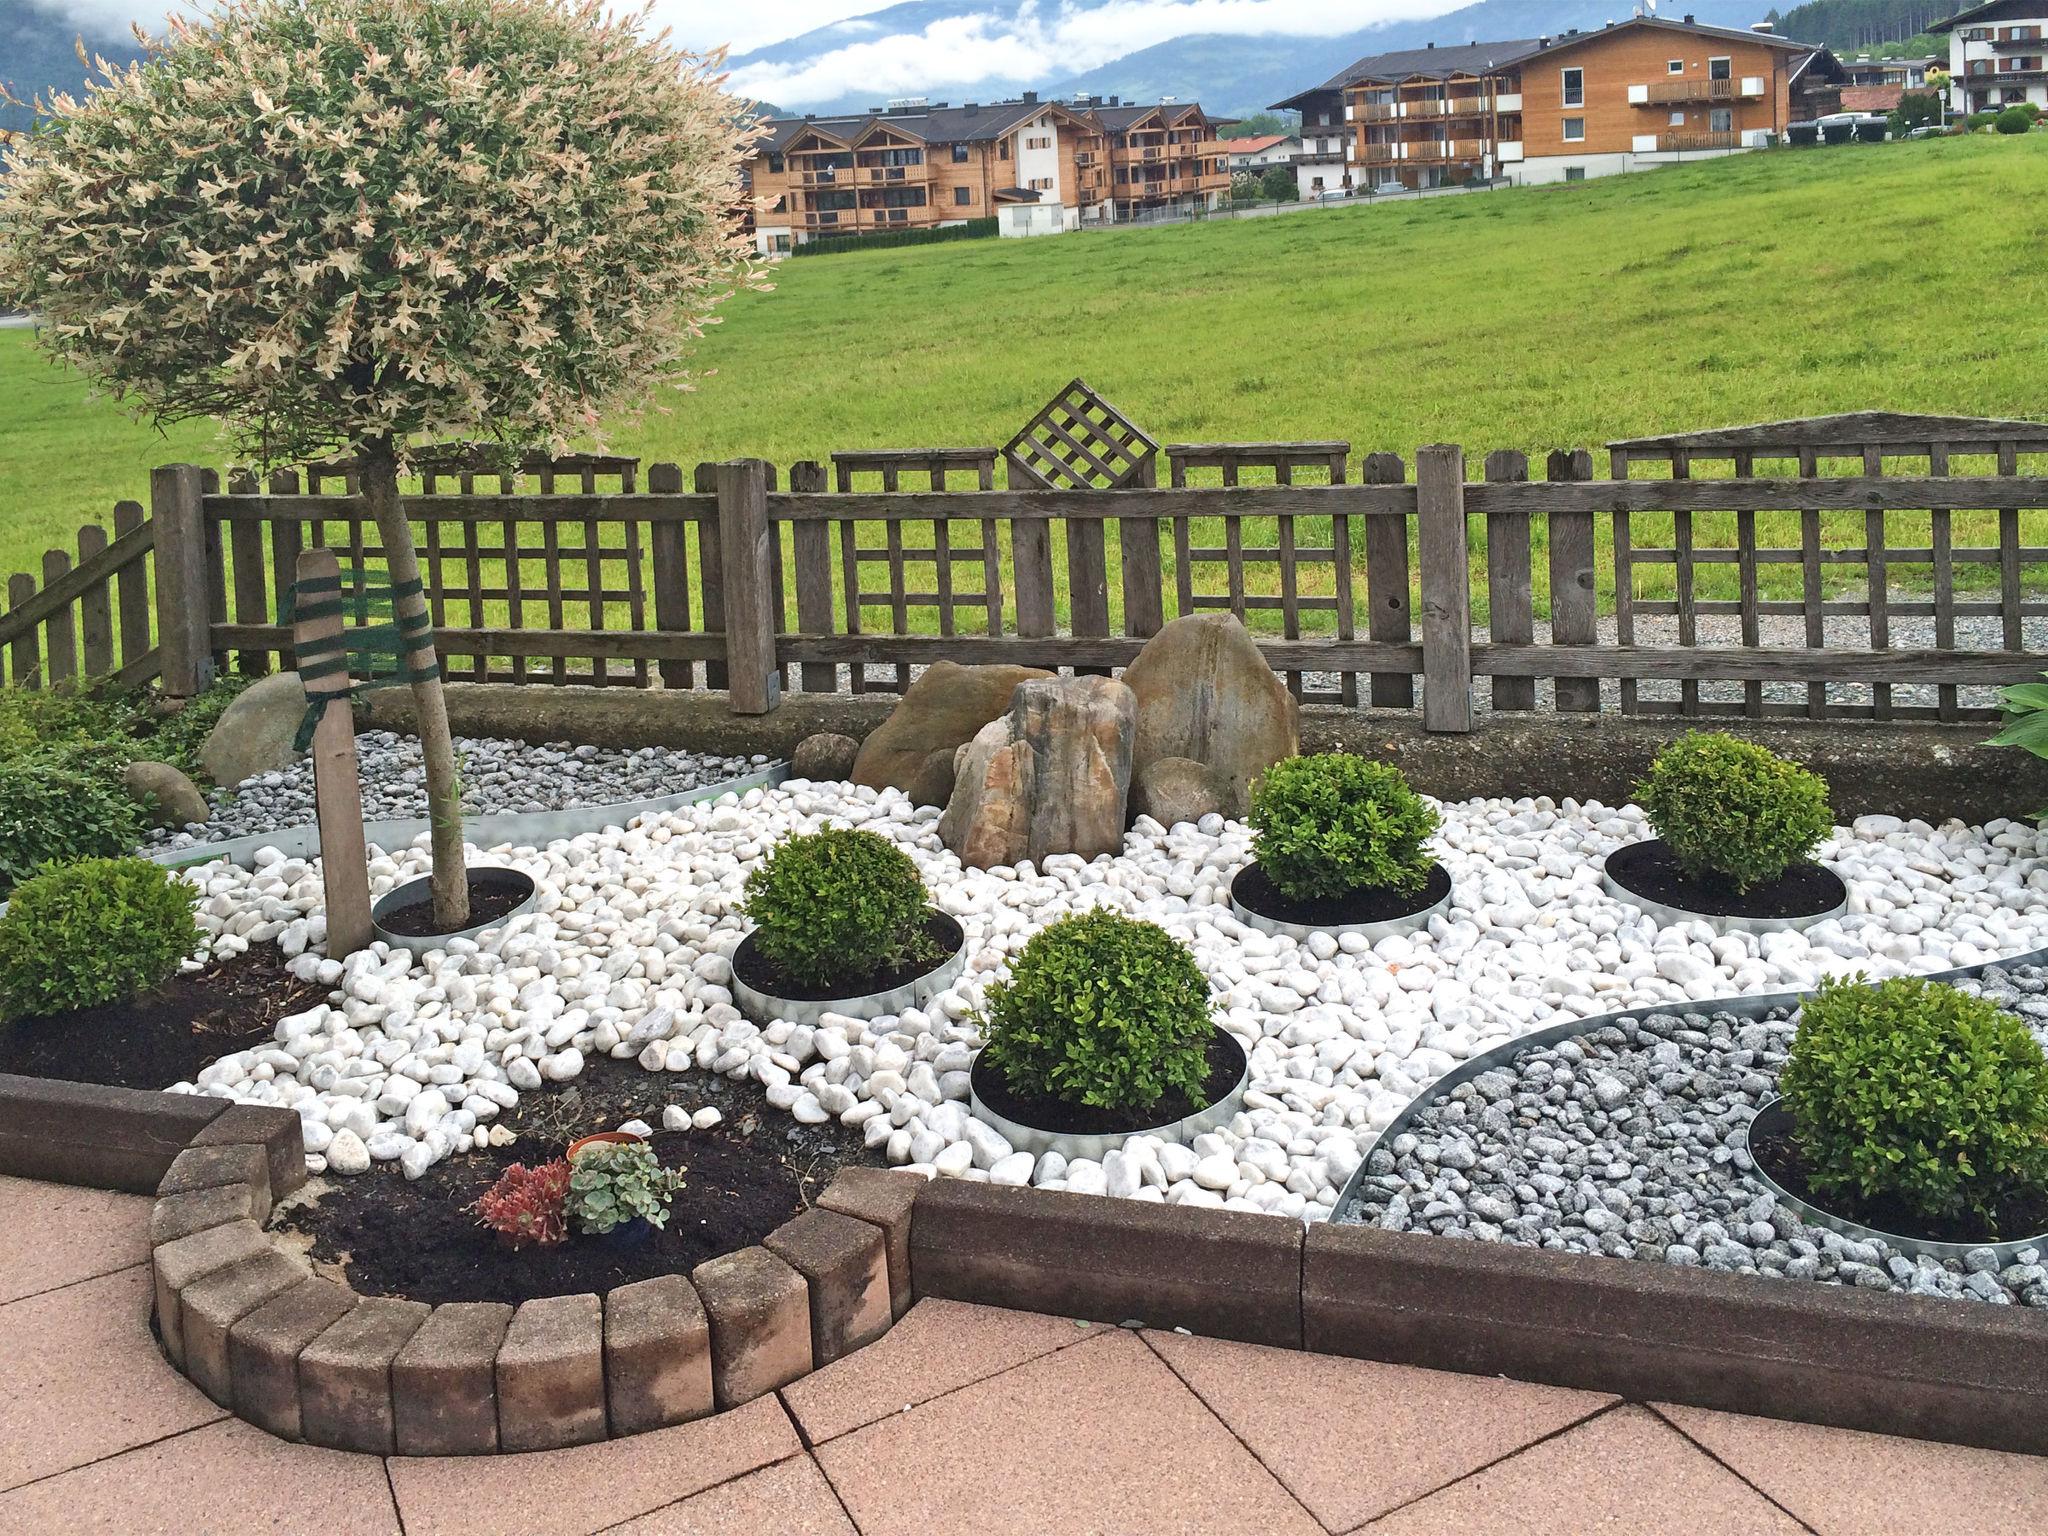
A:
146,733,767,849
167,782,2048,1217
1346,965,2048,1306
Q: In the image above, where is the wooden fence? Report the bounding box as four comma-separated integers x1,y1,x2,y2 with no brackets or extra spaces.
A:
4,412,2042,734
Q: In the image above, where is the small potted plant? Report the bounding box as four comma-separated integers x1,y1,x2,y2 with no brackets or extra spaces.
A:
472,1159,572,1249
1229,753,1450,940
732,826,965,1025
1750,975,2048,1256
1608,732,1842,932
968,907,1244,1159
565,1138,685,1248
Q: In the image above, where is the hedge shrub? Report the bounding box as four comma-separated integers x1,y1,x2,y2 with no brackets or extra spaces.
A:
791,218,997,257
741,826,936,988
1997,105,2035,135
0,752,148,891
1780,975,2048,1223
1634,732,1833,892
1248,753,1440,902
0,857,200,1020
977,908,1214,1111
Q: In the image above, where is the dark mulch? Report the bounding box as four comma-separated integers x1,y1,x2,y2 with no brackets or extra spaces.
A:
733,910,962,1003
284,1050,887,1306
1750,1098,2048,1247
970,1026,1245,1139
1605,839,1846,922
377,868,535,938
1231,861,1452,930
0,947,320,1090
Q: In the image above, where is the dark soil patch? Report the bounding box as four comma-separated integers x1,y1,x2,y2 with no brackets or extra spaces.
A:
733,910,962,1003
1232,861,1452,930
1750,1098,2048,1247
970,1026,1245,1139
0,947,319,1090
377,868,535,938
284,1050,888,1306
1605,839,1845,922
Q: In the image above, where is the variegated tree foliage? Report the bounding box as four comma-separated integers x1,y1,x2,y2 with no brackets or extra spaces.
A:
0,0,758,461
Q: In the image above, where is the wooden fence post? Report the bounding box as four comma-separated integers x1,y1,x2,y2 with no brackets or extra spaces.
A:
787,461,838,693
292,547,372,958
1361,451,1412,710
715,459,780,715
1482,449,1534,712
1544,448,1599,713
693,463,729,691
1415,444,1472,733
648,462,694,689
150,464,216,699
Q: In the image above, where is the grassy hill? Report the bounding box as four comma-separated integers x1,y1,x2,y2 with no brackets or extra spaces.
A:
4,134,2045,617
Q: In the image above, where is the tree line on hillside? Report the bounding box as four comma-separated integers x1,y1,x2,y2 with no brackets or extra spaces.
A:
1767,0,1947,52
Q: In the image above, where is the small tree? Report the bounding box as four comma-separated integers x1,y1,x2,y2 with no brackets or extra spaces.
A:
1889,90,1942,135
0,0,757,929
1258,165,1298,202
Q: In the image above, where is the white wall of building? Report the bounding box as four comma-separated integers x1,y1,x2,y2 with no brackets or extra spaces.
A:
998,202,1067,237
1948,20,2048,113
1013,114,1063,202
755,225,793,255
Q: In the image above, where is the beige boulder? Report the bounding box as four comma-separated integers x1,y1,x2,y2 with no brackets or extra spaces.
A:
940,677,1136,870
1130,756,1227,830
850,661,1051,796
123,760,211,829
792,732,860,782
1120,613,1296,817
198,671,309,789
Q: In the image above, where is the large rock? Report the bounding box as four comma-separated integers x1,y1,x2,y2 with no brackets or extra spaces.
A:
198,671,309,789
122,760,210,829
850,661,1051,797
1120,613,1297,817
792,732,859,782
1130,756,1226,830
940,677,1135,870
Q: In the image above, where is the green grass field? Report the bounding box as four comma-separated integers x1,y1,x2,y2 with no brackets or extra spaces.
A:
4,133,2046,628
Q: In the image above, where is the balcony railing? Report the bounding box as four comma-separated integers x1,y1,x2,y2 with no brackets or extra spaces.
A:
1657,130,1738,151
1405,139,1487,162
1643,77,1737,104
1994,29,2046,46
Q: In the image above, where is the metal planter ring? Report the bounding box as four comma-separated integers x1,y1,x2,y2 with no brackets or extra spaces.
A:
1228,861,1454,945
1601,839,1848,938
1739,1095,2048,1266
967,1027,1251,1163
370,865,540,959
731,912,968,1028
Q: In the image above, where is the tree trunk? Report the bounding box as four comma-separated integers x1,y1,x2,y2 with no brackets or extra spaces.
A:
360,441,470,930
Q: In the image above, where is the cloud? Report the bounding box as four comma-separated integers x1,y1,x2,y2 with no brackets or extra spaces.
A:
723,0,1459,106
657,0,905,56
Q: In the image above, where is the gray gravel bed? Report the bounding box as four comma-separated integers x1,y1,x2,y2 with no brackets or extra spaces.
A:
1347,961,2048,1307
146,733,768,849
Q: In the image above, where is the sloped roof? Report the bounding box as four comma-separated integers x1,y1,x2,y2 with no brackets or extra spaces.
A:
756,99,1042,152
1226,133,1295,154
1930,0,2044,33
1524,16,1818,59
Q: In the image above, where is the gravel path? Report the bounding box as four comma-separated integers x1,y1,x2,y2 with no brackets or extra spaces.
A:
147,733,769,849
1344,961,2048,1306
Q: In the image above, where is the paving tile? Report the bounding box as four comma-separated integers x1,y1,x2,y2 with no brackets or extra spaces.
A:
781,1298,1102,1444
0,1416,399,1534
817,1327,1323,1536
1361,1405,1805,1535
0,1265,224,1493
0,1175,149,1303
1146,1328,1616,1531
1658,1402,2048,1535
387,1392,801,1536
606,1454,856,1535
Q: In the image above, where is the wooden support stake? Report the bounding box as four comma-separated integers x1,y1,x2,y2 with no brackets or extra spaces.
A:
1416,444,1472,733
715,459,781,715
292,548,372,958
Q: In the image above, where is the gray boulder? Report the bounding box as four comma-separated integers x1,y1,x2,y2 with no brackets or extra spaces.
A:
122,760,210,828
851,660,1051,795
198,670,309,789
792,732,860,782
1130,756,1227,829
1120,613,1297,817
940,676,1135,870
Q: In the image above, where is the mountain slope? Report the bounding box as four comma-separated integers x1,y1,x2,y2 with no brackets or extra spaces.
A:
1,0,147,136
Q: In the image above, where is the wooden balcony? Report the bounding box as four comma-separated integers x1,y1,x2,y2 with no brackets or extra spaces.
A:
858,162,931,184
1405,138,1487,163
1994,28,2046,47
1657,130,1738,151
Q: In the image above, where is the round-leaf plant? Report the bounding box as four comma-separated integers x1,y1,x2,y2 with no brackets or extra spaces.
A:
0,0,758,931
977,908,1216,1112
742,826,940,990
565,1140,684,1236
0,857,201,1020
1634,732,1834,892
1779,975,2048,1225
1248,753,1441,902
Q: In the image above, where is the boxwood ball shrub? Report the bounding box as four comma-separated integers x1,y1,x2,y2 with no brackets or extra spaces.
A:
1780,975,2048,1223
0,857,201,1020
1634,732,1833,892
742,826,937,988
1248,753,1441,901
978,908,1215,1112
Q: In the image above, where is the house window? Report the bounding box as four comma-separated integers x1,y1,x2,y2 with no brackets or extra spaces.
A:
951,143,969,163
1564,166,1587,181
767,153,785,173
1667,59,1683,74
1709,56,1731,81
999,141,1009,159
1562,116,1585,141
1561,67,1584,106
772,194,787,212
1710,107,1732,132
1669,110,1685,125
954,185,971,205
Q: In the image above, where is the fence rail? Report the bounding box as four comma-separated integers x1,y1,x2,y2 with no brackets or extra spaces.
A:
5,413,2043,735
